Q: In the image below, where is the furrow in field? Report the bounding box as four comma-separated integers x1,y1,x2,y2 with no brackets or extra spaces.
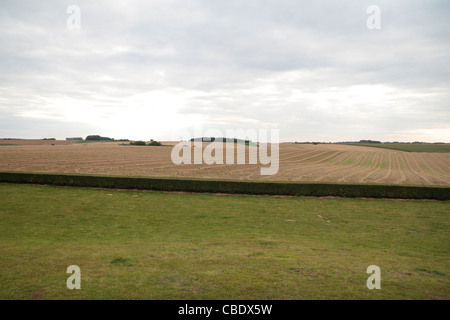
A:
283,150,332,163
311,151,367,182
399,152,432,185
278,149,317,161
359,152,384,182
307,150,347,165
406,152,449,185
415,153,447,176
342,152,381,182
427,154,450,175
281,149,355,177
392,152,408,184
334,151,378,183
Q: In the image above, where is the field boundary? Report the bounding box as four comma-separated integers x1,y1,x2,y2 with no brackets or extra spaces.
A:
343,143,450,153
0,171,449,200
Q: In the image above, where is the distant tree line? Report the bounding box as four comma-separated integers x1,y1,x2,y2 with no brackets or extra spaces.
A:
289,140,446,144
190,137,257,146
66,135,129,141
129,139,163,146
292,141,328,144
86,135,113,141
358,140,382,144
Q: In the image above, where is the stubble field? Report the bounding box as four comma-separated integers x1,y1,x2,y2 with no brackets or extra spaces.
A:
0,140,449,186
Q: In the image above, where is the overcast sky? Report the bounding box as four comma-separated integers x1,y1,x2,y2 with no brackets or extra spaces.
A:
0,0,449,142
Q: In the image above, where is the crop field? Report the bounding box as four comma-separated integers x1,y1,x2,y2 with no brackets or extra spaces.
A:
346,143,450,153
0,184,448,300
0,140,449,186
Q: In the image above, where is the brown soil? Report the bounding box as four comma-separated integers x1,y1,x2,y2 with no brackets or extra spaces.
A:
0,141,448,186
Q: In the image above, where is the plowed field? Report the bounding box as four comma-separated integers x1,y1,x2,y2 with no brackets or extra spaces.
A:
0,141,449,186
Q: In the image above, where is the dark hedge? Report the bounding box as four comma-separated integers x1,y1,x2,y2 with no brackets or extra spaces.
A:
0,172,448,200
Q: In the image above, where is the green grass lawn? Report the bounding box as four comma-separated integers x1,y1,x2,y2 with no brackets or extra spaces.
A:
345,143,450,153
0,184,448,300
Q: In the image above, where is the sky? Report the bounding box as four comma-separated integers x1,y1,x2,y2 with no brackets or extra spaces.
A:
0,0,449,142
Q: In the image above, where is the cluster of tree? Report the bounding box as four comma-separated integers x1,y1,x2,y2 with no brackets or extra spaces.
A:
130,139,163,146
148,140,162,146
85,135,113,141
190,137,256,146
292,142,328,145
83,135,129,142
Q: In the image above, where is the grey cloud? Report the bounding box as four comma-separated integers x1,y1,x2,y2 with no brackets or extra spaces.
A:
0,0,449,142
0,112,96,139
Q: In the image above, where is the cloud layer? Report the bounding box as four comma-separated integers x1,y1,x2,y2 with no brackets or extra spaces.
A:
1,0,449,141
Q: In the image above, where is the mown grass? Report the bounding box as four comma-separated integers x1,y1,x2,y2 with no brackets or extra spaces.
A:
346,143,450,153
0,184,448,300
